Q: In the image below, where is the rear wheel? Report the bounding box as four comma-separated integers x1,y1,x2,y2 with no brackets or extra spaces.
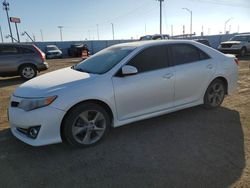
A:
19,65,37,80
63,103,111,148
203,79,226,109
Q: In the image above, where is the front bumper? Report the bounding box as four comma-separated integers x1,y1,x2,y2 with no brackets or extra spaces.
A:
8,96,66,146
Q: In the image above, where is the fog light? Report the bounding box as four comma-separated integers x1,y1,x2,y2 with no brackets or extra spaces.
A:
28,126,40,139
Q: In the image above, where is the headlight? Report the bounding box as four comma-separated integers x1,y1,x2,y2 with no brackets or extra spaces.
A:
18,96,57,111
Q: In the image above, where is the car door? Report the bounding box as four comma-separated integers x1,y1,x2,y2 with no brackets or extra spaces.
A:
0,45,20,74
169,43,215,107
112,45,175,121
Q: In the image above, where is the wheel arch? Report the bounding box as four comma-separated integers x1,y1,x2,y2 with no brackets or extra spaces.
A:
60,99,114,141
209,76,228,94
18,63,38,72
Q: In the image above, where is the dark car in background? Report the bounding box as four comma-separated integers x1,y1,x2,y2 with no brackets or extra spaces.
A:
139,34,170,41
68,44,84,57
194,39,211,47
0,44,48,80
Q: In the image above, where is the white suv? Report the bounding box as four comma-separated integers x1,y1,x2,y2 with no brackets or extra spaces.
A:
218,34,250,56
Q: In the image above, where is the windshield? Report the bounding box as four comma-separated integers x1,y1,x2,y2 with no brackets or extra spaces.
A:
230,36,249,41
74,46,134,74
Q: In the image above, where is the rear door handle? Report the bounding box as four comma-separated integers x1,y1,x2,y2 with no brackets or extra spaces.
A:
163,73,173,79
207,64,213,69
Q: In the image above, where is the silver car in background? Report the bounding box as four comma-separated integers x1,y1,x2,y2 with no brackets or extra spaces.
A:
45,45,63,59
0,44,48,80
218,34,250,56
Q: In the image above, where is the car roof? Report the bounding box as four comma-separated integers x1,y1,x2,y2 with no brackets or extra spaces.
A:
0,43,35,47
112,40,199,49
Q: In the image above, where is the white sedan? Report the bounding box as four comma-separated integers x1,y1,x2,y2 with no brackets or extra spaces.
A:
8,40,238,147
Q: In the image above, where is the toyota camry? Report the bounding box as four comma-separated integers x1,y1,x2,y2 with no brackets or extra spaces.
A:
8,40,238,147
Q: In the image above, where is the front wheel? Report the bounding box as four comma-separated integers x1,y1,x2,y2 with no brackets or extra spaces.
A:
63,103,111,148
203,79,226,109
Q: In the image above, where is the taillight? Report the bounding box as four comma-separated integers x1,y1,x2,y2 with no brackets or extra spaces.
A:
33,45,45,61
234,58,239,66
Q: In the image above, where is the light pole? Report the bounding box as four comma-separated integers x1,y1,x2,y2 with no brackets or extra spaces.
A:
88,30,90,40
111,23,115,40
3,0,13,42
171,25,173,37
21,31,34,42
40,29,44,41
182,8,192,37
58,26,63,41
96,24,99,40
0,26,4,42
5,34,17,42
224,17,233,34
158,0,164,35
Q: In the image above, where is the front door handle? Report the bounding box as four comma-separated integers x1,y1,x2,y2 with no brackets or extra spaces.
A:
163,73,173,79
207,64,213,69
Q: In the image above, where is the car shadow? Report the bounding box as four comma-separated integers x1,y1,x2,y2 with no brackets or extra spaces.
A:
0,106,244,188
0,77,24,88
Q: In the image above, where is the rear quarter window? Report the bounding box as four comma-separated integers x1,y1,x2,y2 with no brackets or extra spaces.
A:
18,47,35,54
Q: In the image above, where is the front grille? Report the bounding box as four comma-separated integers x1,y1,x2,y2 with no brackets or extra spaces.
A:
11,101,19,107
221,44,233,48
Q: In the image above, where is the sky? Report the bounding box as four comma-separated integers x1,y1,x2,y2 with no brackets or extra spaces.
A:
0,0,249,42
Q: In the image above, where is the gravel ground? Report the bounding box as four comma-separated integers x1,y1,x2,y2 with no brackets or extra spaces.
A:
0,57,249,188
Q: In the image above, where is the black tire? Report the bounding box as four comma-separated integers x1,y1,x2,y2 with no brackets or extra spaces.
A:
240,47,247,57
63,102,111,148
19,64,37,80
203,79,226,109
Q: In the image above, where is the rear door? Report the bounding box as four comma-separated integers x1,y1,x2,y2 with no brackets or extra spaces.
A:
0,45,20,74
112,45,175,120
169,43,215,107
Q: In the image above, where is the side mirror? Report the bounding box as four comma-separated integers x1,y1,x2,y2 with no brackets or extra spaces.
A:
122,65,138,76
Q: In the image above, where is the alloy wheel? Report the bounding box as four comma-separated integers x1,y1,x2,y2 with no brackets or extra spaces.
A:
72,110,106,145
22,67,35,79
207,82,225,107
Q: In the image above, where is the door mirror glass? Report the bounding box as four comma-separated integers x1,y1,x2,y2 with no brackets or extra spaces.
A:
122,65,138,76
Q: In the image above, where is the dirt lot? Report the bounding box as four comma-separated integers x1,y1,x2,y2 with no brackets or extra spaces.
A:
0,57,250,188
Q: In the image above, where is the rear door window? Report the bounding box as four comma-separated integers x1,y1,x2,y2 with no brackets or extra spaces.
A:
0,46,18,55
170,44,210,66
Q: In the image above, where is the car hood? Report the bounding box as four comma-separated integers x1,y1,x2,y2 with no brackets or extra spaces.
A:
14,67,97,98
221,41,241,45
